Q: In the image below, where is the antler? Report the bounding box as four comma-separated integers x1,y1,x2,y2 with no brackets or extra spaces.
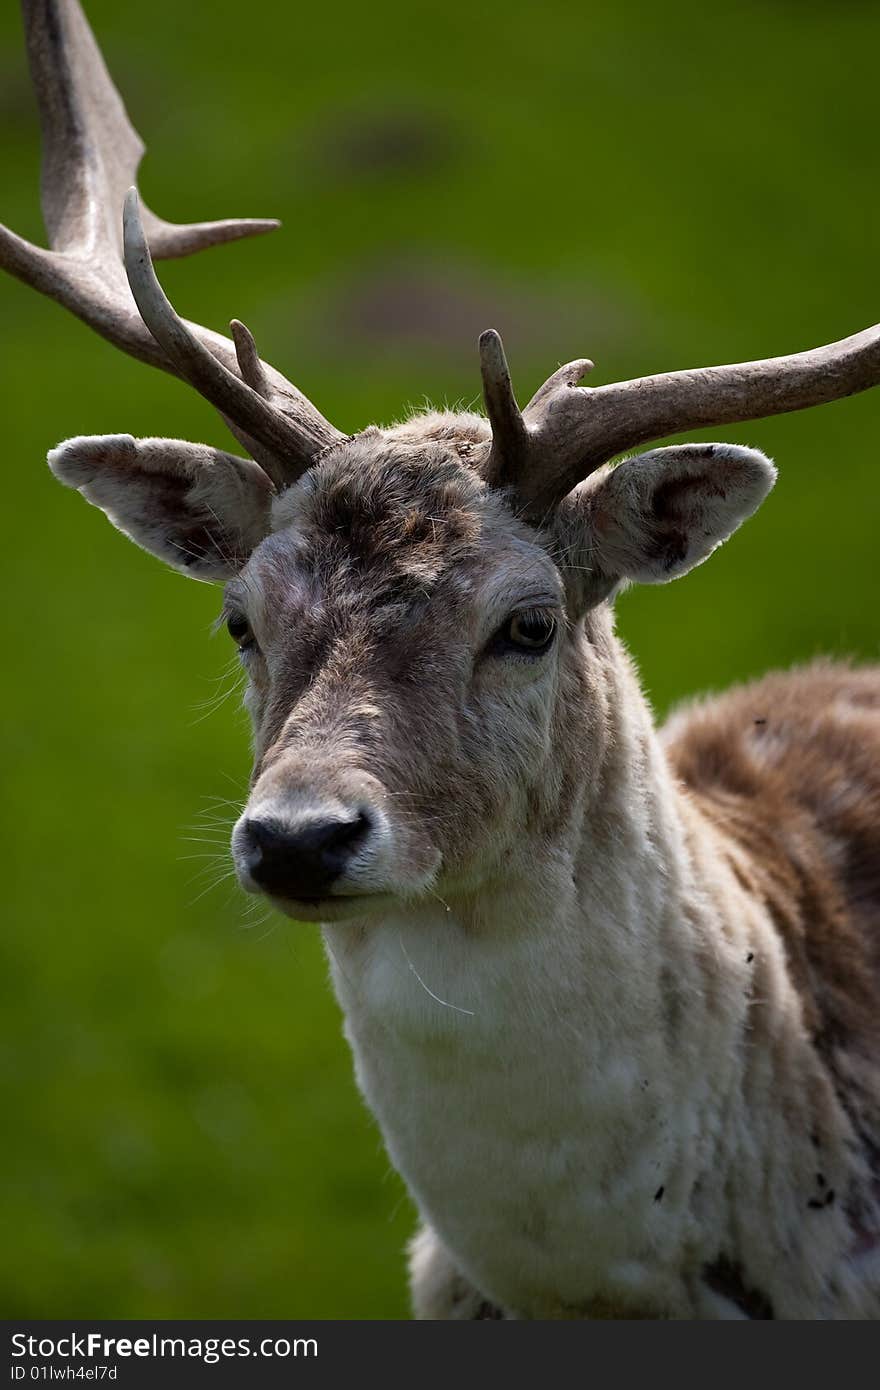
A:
0,0,344,489
480,321,880,519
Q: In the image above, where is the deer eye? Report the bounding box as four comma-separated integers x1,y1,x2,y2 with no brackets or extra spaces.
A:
226,612,255,650
500,608,558,654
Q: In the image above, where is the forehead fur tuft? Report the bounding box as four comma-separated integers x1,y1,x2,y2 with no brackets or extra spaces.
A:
266,413,507,591
265,411,514,586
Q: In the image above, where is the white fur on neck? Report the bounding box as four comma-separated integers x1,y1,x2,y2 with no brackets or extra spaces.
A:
323,690,872,1319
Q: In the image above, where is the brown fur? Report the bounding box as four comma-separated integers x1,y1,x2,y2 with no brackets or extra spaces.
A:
663,663,880,1234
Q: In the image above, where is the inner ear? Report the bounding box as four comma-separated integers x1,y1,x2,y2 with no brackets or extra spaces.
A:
562,442,776,596
49,435,275,580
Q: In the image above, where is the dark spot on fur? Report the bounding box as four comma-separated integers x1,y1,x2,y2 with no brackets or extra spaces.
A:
703,1255,774,1319
474,1300,505,1320
660,964,683,1043
746,952,754,963
654,1185,665,1202
817,1172,827,1187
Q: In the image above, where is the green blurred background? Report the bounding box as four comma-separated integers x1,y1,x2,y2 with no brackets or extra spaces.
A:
1,0,878,1318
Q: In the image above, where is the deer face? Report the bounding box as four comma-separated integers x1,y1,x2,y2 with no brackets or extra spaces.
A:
50,408,775,922
225,426,571,921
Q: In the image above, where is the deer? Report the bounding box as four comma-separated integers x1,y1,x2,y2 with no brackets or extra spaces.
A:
4,0,879,1320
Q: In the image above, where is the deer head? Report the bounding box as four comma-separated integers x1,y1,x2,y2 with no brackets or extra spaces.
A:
4,0,879,920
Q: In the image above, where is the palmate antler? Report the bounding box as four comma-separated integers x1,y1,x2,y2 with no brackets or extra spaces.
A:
480,314,880,518
0,0,343,489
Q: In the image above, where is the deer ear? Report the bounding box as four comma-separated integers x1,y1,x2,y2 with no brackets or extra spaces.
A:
575,443,776,591
48,435,274,580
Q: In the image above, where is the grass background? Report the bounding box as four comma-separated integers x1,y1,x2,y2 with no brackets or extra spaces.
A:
1,0,878,1318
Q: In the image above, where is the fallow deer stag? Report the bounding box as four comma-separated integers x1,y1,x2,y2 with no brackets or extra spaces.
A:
4,0,879,1319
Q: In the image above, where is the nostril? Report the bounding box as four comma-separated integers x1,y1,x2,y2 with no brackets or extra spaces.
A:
295,807,372,872
333,807,372,853
242,817,290,864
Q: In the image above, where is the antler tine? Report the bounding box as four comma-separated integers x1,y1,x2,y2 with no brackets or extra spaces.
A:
230,320,271,398
123,189,337,487
489,323,880,519
140,209,281,263
1,0,343,485
477,331,596,496
13,0,278,270
478,330,530,487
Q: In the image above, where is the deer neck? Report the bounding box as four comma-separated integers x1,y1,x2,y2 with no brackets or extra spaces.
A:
321,626,828,1316
324,624,737,1054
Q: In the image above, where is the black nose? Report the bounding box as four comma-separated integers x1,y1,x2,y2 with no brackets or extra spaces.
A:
241,811,372,899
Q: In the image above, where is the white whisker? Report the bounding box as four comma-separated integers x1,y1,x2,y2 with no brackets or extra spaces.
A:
397,931,475,1017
